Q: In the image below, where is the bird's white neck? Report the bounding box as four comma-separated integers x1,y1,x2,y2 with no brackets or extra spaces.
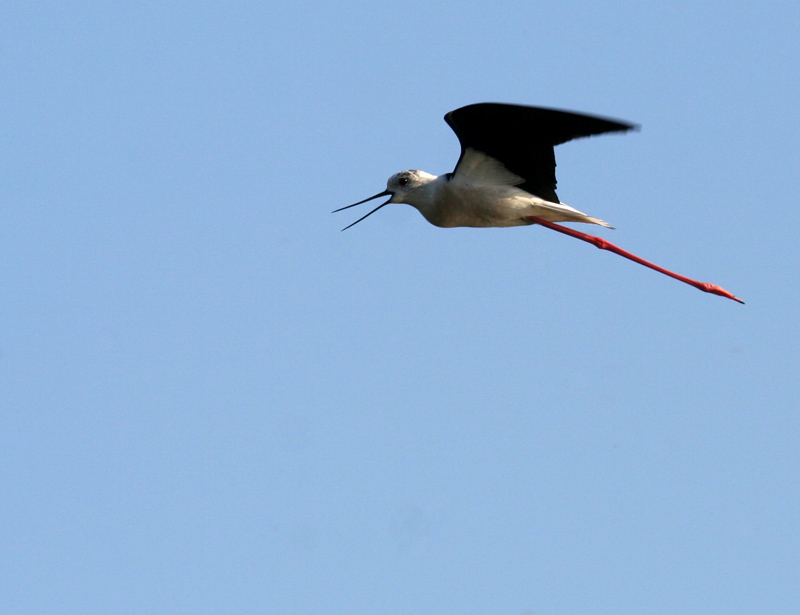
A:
396,173,445,222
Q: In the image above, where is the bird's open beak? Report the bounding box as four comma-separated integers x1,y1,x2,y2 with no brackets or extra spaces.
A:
333,190,392,231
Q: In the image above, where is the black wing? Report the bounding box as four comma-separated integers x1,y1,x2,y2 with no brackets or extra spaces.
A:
444,103,638,203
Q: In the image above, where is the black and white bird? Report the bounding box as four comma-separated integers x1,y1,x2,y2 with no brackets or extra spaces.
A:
335,103,742,303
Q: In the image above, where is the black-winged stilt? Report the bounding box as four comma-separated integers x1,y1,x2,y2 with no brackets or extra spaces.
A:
335,103,742,303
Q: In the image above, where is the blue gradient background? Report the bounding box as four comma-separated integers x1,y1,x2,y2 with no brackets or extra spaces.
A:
2,2,798,613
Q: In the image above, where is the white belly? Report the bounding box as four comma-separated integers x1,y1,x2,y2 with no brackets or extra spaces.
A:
427,184,610,229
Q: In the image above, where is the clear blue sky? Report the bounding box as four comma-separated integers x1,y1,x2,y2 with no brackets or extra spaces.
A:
2,2,798,613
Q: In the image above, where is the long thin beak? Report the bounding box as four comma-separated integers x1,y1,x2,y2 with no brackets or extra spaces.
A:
333,190,392,231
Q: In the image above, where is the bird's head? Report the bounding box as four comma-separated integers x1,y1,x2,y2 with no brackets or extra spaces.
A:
385,170,437,202
333,170,437,230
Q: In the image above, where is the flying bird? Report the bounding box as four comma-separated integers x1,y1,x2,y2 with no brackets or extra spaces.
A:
335,103,742,303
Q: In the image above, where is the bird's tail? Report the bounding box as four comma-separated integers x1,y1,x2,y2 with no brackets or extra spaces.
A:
531,200,614,229
578,214,614,229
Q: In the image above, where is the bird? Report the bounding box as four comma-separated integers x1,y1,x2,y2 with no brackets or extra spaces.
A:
334,103,743,303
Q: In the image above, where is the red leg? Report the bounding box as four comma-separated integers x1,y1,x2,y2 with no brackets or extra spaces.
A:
526,216,744,304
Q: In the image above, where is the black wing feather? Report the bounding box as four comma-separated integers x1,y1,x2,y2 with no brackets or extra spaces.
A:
445,103,638,203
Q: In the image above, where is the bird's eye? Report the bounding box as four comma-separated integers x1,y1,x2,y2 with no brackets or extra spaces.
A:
398,176,409,187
